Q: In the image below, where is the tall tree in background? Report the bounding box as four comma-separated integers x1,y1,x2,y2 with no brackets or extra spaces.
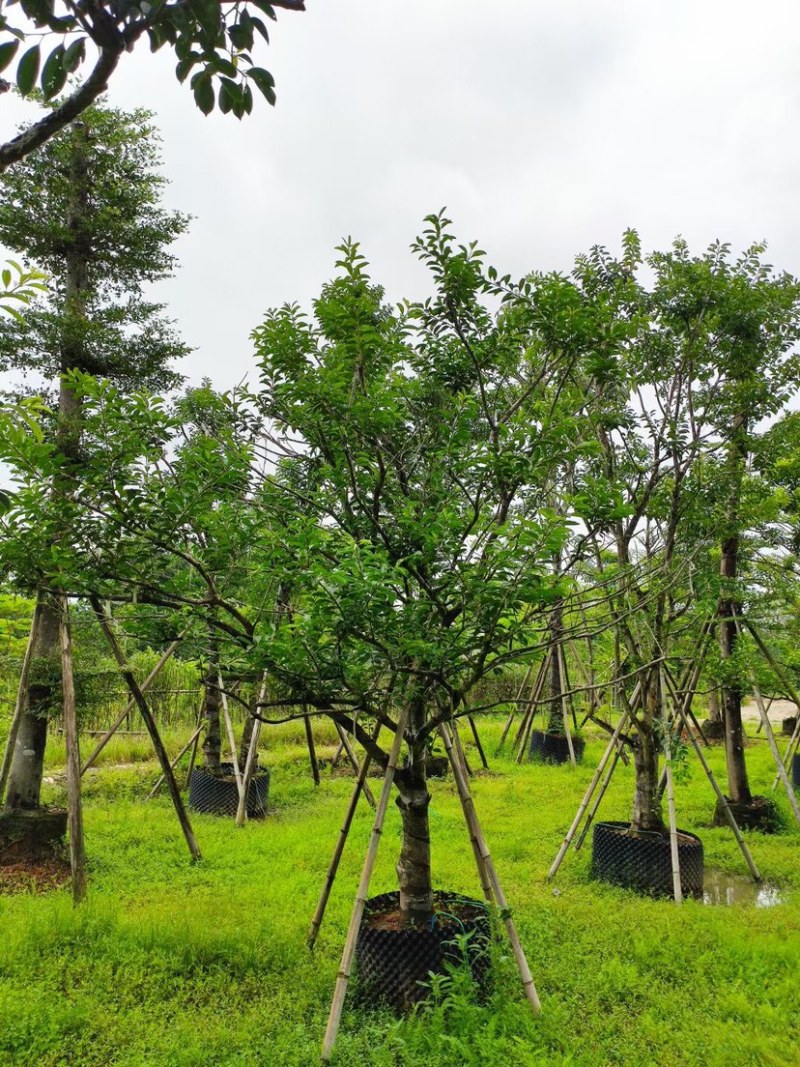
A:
0,102,190,838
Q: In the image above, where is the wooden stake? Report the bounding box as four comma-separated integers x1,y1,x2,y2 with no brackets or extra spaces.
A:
235,673,268,827
496,661,534,755
557,643,577,766
467,714,489,770
147,723,204,801
743,622,800,790
185,697,204,787
91,597,201,861
58,598,87,904
334,722,376,809
0,600,42,807
81,632,185,774
219,672,245,801
304,709,321,787
574,745,621,852
661,666,682,905
515,653,550,763
321,707,409,1062
440,720,541,1015
307,721,383,949
438,724,493,904
548,706,630,881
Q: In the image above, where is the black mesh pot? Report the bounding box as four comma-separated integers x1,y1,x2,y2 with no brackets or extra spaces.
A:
591,820,704,898
188,763,269,818
713,794,782,834
528,729,585,765
426,755,449,779
781,716,797,738
355,891,491,1013
793,753,800,791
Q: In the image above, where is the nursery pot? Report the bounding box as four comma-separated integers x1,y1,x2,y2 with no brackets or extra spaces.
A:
793,752,800,792
781,716,797,738
355,890,491,1012
425,755,449,779
713,794,782,834
0,808,67,864
528,729,585,765
591,820,704,898
188,762,270,818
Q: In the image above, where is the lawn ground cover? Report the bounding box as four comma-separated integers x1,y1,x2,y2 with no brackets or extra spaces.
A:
0,719,798,1067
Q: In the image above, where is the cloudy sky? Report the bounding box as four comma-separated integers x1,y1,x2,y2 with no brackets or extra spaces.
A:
4,0,800,390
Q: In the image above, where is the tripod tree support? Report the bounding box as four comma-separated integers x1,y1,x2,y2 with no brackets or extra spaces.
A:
59,598,87,904
91,596,202,862
321,707,409,1062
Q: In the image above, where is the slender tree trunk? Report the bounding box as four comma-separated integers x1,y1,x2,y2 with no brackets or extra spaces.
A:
201,635,222,774
395,691,434,923
5,125,90,817
718,417,753,806
630,681,665,833
707,688,721,724
546,603,564,734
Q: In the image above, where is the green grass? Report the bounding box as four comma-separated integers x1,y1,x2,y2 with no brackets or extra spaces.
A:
1,719,799,1067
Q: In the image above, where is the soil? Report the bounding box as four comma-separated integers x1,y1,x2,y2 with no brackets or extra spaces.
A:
365,897,487,933
0,853,71,894
608,823,697,846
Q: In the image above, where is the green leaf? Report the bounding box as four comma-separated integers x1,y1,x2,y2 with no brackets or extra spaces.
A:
248,66,276,105
62,36,85,74
193,75,215,116
41,44,67,100
0,39,19,74
16,44,40,96
218,77,242,117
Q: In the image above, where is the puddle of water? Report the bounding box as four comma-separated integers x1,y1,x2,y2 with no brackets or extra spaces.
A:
703,870,784,907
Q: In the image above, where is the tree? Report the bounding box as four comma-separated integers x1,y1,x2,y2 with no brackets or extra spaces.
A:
0,102,190,826
0,0,306,171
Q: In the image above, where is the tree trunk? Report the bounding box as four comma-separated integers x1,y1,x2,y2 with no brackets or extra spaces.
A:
630,721,664,832
201,667,222,774
394,691,434,923
4,596,60,810
5,125,89,817
546,603,564,735
707,688,721,724
718,418,753,807
239,702,256,772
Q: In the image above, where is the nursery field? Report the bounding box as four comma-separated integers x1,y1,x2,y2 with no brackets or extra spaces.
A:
0,719,798,1067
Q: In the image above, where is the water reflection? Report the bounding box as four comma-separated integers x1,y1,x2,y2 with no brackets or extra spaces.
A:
703,870,784,907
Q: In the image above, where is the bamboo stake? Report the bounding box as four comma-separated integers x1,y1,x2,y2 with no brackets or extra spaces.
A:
91,597,201,861
508,658,545,758
59,599,87,904
452,718,474,777
334,722,376,809
467,714,489,770
304,709,321,787
735,622,800,827
496,661,534,755
147,723,204,800
557,643,577,766
185,697,204,787
661,665,682,905
438,724,493,903
547,706,630,881
574,745,621,852
440,720,541,1015
515,653,550,764
307,722,383,949
81,632,185,774
0,600,42,807
235,673,268,827
219,672,245,801
743,622,800,789
321,707,410,1062
672,697,760,883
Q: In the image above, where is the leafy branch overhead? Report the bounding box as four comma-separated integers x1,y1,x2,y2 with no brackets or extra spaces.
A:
0,0,306,170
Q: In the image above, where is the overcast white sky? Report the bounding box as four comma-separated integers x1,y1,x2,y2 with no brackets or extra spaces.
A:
4,0,800,390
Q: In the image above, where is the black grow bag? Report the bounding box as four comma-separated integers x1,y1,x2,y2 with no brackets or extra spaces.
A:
529,729,585,765
591,820,704,898
188,763,269,818
355,891,491,1012
793,753,800,792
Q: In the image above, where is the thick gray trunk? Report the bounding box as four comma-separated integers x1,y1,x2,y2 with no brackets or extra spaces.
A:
631,714,664,833
395,691,434,922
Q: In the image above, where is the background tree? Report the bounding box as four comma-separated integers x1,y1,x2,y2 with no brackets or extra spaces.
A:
0,0,306,170
0,101,190,828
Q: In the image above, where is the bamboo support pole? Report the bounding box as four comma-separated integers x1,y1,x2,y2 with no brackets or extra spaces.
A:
59,599,87,904
81,633,185,774
438,724,493,903
509,658,546,757
743,622,800,790
547,706,630,881
574,745,621,852
496,661,534,754
467,714,489,770
219,673,245,801
557,643,577,766
147,723,204,801
452,719,474,777
515,653,550,764
673,698,760,883
235,674,268,827
334,722,376,809
661,666,682,905
0,600,42,807
185,698,203,787
91,597,201,861
304,709,321,787
321,708,409,1062
440,720,541,1015
307,722,383,949
734,622,800,826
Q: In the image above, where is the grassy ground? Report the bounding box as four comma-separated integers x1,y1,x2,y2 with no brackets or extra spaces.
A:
0,718,798,1067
